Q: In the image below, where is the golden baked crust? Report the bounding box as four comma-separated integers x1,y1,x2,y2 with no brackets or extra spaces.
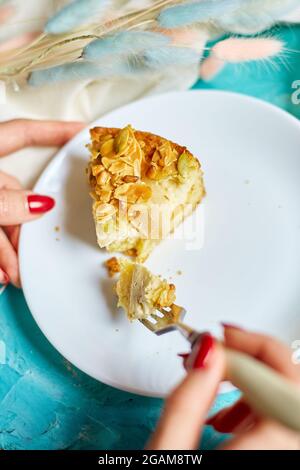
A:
88,125,205,261
90,126,194,161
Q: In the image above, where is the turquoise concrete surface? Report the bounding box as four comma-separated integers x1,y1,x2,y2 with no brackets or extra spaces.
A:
0,25,299,450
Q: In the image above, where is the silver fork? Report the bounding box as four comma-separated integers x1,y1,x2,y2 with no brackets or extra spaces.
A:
140,305,300,432
140,306,199,343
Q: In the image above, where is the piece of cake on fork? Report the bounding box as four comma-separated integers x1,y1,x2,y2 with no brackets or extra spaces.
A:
115,259,176,321
88,125,205,262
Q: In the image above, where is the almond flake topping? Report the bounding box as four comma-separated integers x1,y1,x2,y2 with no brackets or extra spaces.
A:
88,125,196,208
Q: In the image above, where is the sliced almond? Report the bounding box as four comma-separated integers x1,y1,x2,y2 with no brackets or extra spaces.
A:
100,138,115,157
114,127,130,154
109,161,133,176
102,157,113,170
114,182,152,204
111,173,125,187
133,183,152,203
133,159,141,178
114,183,132,202
152,150,160,163
123,175,139,183
165,149,178,167
96,170,111,186
94,202,116,221
98,188,112,203
91,164,104,177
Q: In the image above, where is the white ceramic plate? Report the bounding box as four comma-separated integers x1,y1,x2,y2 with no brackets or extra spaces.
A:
20,90,300,397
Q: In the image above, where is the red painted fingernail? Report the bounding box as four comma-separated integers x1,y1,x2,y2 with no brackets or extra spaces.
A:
27,195,55,214
193,333,214,369
209,402,252,433
205,407,227,426
221,322,243,331
206,414,218,426
177,353,190,359
0,269,9,285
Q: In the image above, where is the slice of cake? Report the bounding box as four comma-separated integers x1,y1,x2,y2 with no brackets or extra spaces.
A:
115,259,176,321
88,125,205,262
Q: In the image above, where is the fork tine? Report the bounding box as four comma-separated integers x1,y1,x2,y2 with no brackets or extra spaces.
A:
140,304,194,341
149,313,161,322
157,307,168,316
139,318,156,332
140,304,188,336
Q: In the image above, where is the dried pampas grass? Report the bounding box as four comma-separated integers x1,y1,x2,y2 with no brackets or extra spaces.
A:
200,37,285,80
0,0,296,86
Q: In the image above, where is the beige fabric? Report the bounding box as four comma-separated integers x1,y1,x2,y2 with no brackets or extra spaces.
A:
0,69,197,187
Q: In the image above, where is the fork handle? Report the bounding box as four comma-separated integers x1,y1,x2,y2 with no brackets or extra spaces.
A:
225,348,300,432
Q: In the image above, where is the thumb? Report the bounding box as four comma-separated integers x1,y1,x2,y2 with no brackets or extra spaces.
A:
147,334,226,450
0,190,55,225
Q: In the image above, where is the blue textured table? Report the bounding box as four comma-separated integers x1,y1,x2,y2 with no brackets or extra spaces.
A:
0,25,299,450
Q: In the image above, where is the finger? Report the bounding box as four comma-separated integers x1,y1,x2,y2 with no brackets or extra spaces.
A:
0,267,9,285
223,326,300,383
3,225,20,252
0,171,22,190
206,399,256,434
0,119,85,157
221,419,299,450
0,228,20,287
147,335,226,450
0,174,24,249
0,190,55,225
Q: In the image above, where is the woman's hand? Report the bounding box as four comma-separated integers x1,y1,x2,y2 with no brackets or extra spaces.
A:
0,119,84,287
147,326,300,450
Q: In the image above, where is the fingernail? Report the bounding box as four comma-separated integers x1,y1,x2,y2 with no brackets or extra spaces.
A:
205,410,225,426
207,402,252,433
206,415,217,426
177,353,189,359
193,333,214,369
0,269,9,285
178,352,190,368
221,322,243,331
27,195,55,214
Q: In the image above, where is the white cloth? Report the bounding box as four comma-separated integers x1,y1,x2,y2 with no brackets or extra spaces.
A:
0,69,197,187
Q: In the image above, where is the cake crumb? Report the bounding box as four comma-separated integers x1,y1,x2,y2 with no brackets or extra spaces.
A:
55,238,60,242
105,257,120,277
54,226,60,232
171,303,183,321
176,270,182,276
